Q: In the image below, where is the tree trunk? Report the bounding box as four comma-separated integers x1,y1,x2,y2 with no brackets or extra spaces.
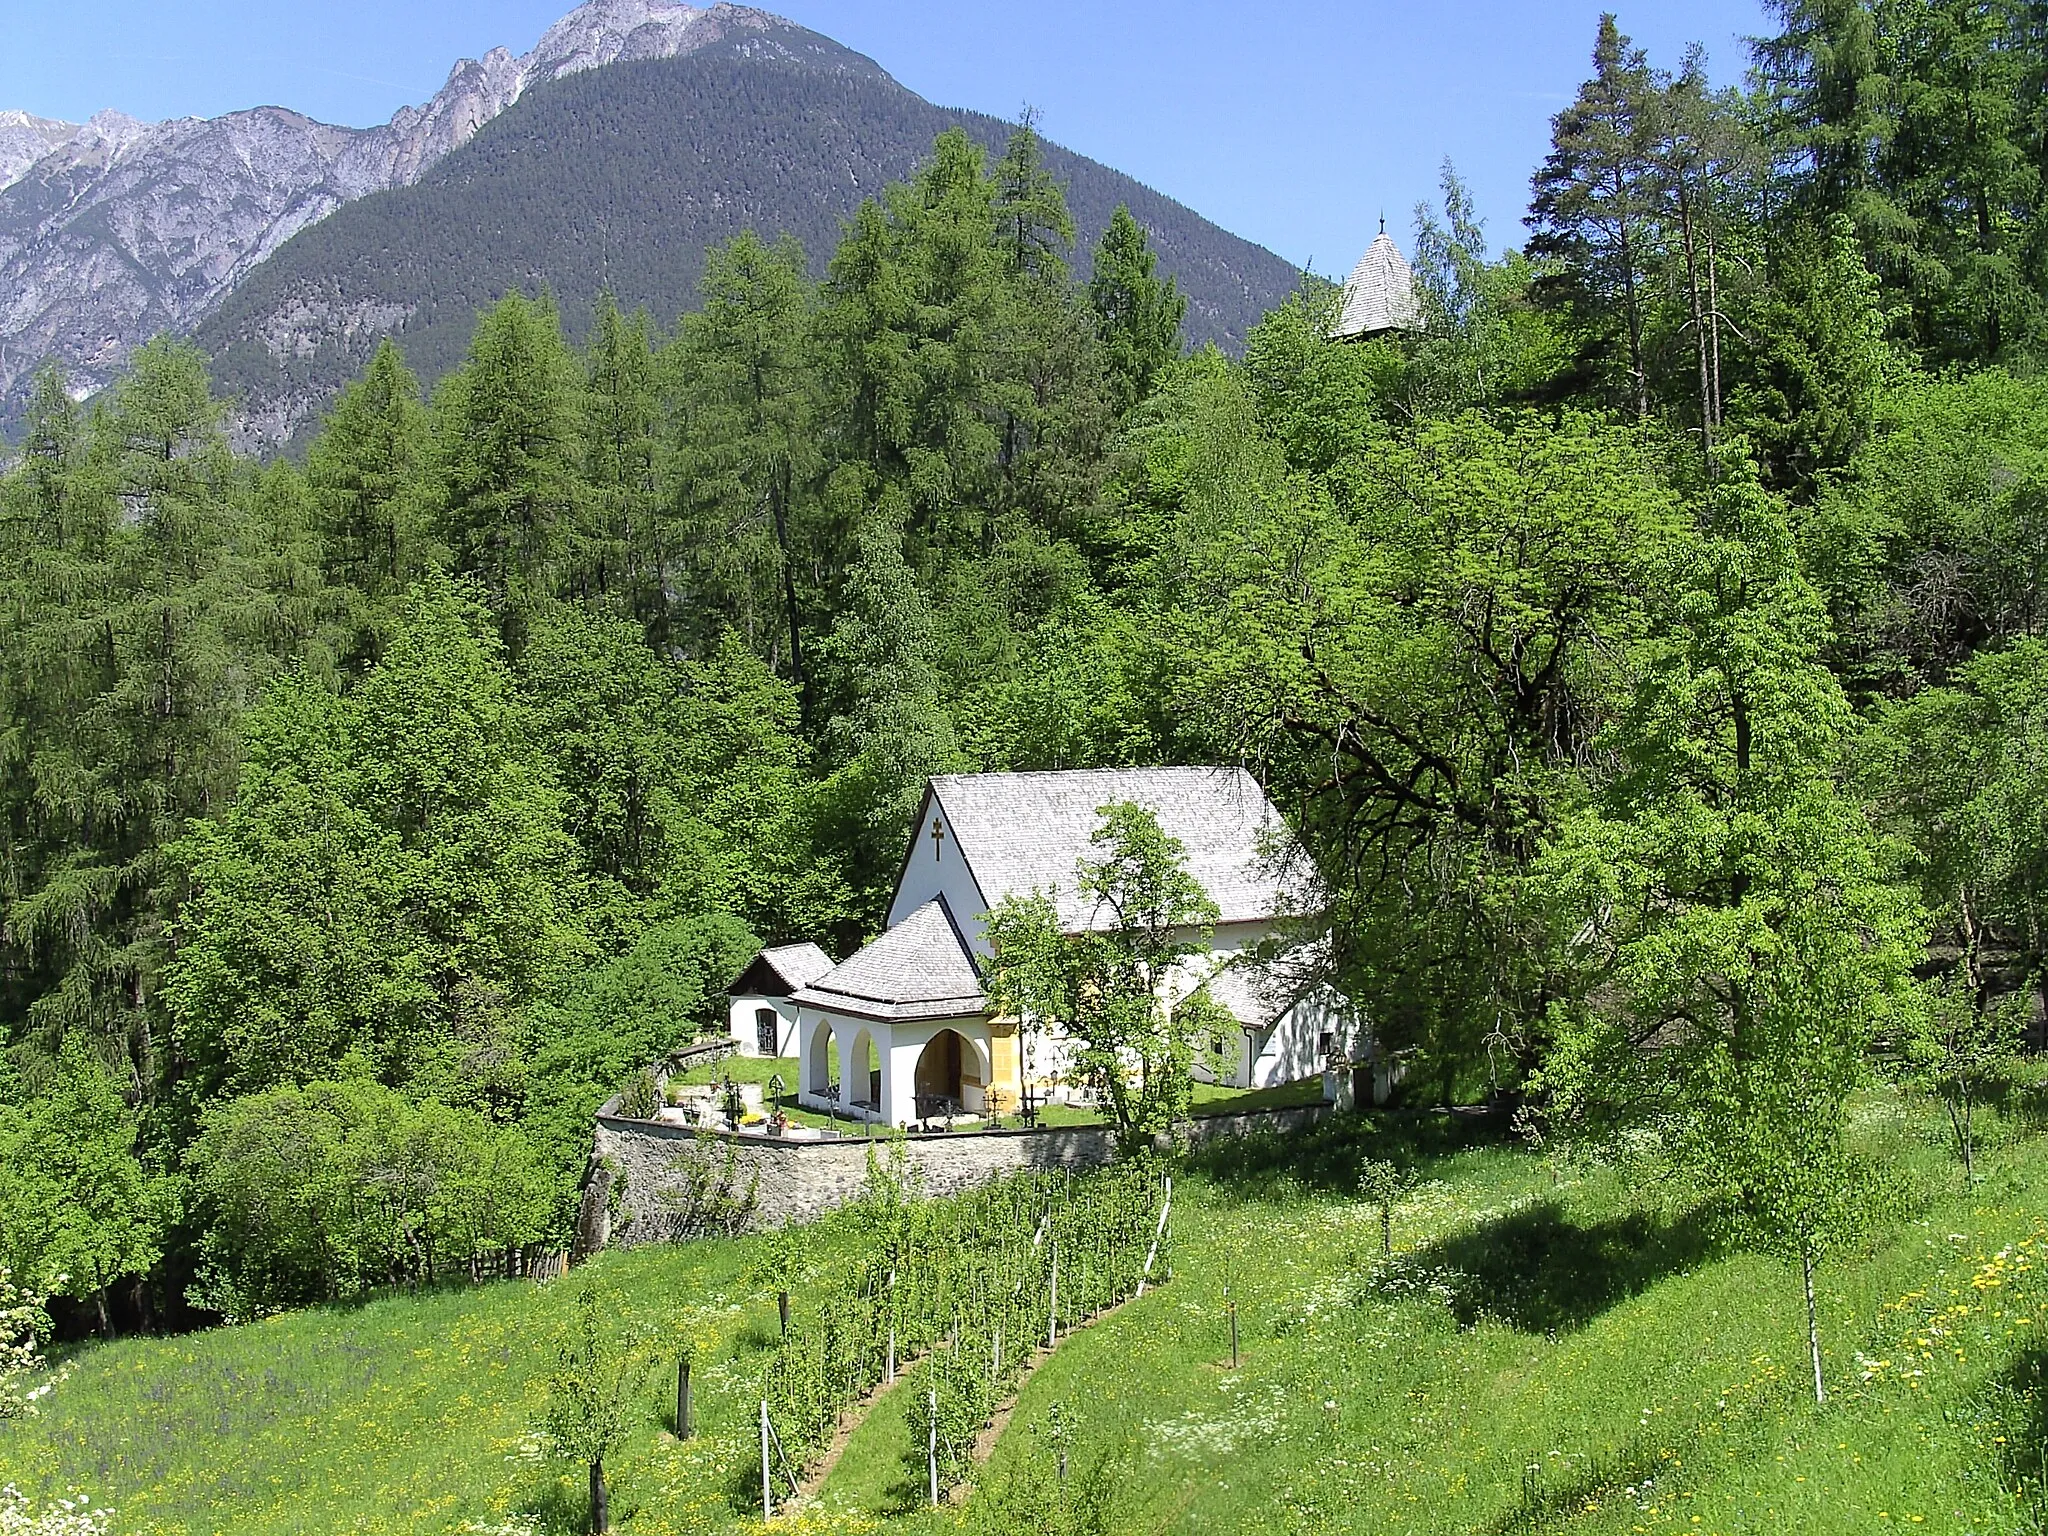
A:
1803,1244,1826,1406
1705,222,1724,430
1675,172,1714,472
590,1457,608,1535
1962,1087,1975,1183
1615,199,1649,421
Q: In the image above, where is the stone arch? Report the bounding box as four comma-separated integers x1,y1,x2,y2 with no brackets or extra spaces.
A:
848,1027,881,1111
912,1028,991,1115
806,1017,840,1097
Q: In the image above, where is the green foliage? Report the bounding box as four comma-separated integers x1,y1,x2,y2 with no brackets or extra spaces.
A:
0,1040,162,1330
758,1161,1168,1502
0,1267,60,1420
182,1077,551,1317
543,1282,658,1532
1356,1156,1415,1256
306,337,428,614
1534,461,1927,1399
986,802,1219,1144
429,292,585,607
1905,972,2027,1179
1089,203,1185,416
1804,369,2048,694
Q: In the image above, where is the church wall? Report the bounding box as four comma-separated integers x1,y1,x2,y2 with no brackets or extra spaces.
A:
886,799,993,949
590,1102,1333,1237
728,994,800,1057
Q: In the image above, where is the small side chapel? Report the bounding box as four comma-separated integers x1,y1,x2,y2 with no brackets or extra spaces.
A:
728,766,1361,1129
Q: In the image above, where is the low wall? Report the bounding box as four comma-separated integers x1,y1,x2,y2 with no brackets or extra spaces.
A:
589,1103,1331,1240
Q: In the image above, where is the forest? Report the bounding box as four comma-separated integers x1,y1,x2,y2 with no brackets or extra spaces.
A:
4,0,2048,1349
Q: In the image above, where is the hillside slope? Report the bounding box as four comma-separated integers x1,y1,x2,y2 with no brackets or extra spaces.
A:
5,1098,2043,1535
196,35,1301,448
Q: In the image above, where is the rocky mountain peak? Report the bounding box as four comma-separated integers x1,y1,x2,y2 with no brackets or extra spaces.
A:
0,111,84,191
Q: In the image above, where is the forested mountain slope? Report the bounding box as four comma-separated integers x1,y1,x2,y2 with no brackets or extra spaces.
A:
0,2,815,431
197,33,1299,447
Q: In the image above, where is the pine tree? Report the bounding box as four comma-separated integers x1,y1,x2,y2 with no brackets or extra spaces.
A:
1528,15,1662,418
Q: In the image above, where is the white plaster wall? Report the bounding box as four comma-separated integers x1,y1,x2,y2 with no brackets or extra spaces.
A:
1251,986,1361,1088
729,995,800,1057
886,798,994,948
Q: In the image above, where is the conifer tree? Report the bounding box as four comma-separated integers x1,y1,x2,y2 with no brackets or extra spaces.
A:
1089,205,1186,417
576,296,662,613
306,338,428,602
673,233,820,707
1528,15,1662,418
431,293,584,617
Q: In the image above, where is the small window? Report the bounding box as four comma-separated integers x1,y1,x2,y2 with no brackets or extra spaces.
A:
1319,1031,1334,1058
756,1008,779,1055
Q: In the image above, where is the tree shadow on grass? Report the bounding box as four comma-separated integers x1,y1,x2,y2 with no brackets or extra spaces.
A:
1989,1347,2048,1517
1183,1109,1512,1202
1400,1197,1720,1335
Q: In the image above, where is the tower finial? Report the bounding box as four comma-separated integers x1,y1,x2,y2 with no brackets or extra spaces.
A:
1379,212,1386,236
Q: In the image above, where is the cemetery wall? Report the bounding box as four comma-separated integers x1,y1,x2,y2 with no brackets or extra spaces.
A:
584,1104,1331,1243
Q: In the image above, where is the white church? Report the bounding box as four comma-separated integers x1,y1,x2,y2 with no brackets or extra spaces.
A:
726,766,1362,1129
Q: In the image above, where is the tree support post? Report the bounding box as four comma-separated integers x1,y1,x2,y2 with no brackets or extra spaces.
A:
1803,1246,1826,1405
928,1382,940,1508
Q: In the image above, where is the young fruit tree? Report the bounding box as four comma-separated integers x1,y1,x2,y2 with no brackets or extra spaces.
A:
543,1283,657,1533
1534,466,1924,1405
1907,972,2025,1183
1357,1158,1415,1258
985,801,1224,1148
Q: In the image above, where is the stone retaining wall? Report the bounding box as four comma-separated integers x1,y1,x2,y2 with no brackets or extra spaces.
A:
589,1103,1331,1241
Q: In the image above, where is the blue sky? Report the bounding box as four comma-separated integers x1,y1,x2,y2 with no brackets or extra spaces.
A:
1,0,1772,269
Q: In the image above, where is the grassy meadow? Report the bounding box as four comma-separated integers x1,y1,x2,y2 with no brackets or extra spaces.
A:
3,1091,2045,1536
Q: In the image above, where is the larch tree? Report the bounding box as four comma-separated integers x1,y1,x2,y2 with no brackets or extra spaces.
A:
430,292,584,617
672,232,822,708
1089,204,1187,417
306,338,429,606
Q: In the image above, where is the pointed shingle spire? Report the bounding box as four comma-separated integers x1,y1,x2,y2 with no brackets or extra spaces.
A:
1332,229,1422,341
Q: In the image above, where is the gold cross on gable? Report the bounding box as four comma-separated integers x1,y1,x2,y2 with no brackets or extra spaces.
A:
930,817,946,861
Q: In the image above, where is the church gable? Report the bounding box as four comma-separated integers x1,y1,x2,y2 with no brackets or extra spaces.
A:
903,767,1314,937
886,790,992,944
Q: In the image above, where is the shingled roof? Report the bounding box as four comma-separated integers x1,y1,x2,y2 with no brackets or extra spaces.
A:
794,898,987,1021
1333,230,1422,340
729,942,836,998
927,767,1316,932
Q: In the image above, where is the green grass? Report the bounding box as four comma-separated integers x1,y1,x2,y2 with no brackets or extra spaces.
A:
672,1054,799,1088
5,1089,2045,1536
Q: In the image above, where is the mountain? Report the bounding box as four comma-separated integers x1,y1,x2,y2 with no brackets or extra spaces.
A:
0,2,838,425
197,18,1302,447
0,2,1301,445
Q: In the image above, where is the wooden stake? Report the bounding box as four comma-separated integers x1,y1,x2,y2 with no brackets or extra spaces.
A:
1229,1301,1239,1370
1049,1245,1059,1349
928,1382,940,1507
778,1290,790,1337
